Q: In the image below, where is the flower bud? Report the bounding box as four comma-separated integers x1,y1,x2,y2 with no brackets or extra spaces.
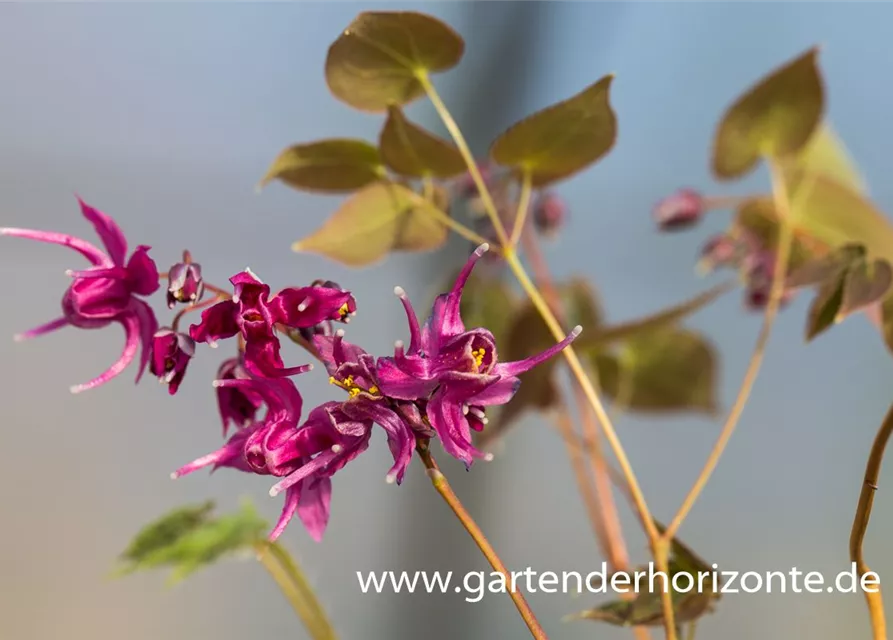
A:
167,260,204,308
532,192,566,237
653,188,705,231
743,252,793,311
698,234,746,273
150,328,195,394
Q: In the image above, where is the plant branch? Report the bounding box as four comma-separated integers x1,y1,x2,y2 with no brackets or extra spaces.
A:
416,443,548,640
663,159,794,543
850,401,893,640
510,169,533,247
255,541,338,640
405,188,493,248
417,72,510,246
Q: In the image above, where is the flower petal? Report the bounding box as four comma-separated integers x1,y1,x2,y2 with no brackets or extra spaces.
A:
297,478,332,542
0,227,109,267
69,312,142,393
269,485,301,542
189,300,240,344
493,325,581,377
14,317,68,342
125,245,160,296
426,387,488,468
274,286,356,327
375,357,436,401
77,197,128,266
353,402,414,484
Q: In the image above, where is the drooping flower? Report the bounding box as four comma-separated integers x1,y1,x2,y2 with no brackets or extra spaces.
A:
150,328,195,394
166,255,204,308
313,330,417,485
653,188,705,231
376,244,581,466
172,371,370,542
2,197,159,393
742,250,795,310
215,357,265,436
532,191,567,237
189,269,356,377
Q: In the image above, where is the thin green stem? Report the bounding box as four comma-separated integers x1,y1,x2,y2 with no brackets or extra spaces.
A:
509,169,533,247
405,187,492,248
417,72,510,246
685,621,698,640
255,541,338,640
850,401,893,640
416,444,548,640
664,159,795,542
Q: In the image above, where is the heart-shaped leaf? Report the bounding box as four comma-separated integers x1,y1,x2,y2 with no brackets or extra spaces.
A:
786,243,866,289
259,139,384,193
733,198,816,271
293,181,448,267
782,123,867,198
380,106,466,178
325,11,464,112
591,329,719,414
838,258,893,320
805,275,846,341
712,48,824,180
490,75,617,187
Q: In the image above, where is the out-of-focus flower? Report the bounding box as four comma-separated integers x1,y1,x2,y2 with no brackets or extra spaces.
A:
653,188,705,231
150,328,195,395
2,197,159,393
742,250,794,310
376,244,581,466
532,191,567,237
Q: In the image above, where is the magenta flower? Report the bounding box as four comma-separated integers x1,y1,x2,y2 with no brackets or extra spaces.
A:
376,244,581,466
532,191,567,237
653,188,705,231
215,357,265,436
189,269,356,377
742,250,794,310
172,372,370,542
313,331,417,485
150,328,195,395
2,197,159,393
166,258,204,308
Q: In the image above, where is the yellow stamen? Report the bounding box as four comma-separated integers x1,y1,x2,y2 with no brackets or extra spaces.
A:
472,348,486,369
338,302,350,318
368,385,379,394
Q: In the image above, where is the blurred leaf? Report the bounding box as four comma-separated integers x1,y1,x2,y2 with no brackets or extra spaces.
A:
325,11,464,112
783,123,867,197
838,258,893,320
805,275,845,342
293,181,447,266
114,501,267,585
490,75,617,187
459,272,519,347
880,295,893,355
118,501,215,566
561,278,604,329
787,175,893,265
575,283,731,352
259,139,384,193
786,243,865,289
380,106,466,178
571,526,720,628
712,47,824,180
592,329,718,415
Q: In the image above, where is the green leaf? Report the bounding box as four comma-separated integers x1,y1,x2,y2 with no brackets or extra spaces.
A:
838,258,893,320
575,283,732,352
786,243,866,289
459,272,519,348
805,275,845,342
379,106,466,178
325,11,464,112
592,329,719,415
733,197,815,271
788,175,893,265
712,47,824,180
293,181,447,267
783,123,867,197
114,501,267,585
490,75,617,187
259,139,384,193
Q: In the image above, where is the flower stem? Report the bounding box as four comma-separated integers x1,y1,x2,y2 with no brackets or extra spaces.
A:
663,158,794,542
404,187,493,249
850,401,893,640
171,296,225,332
509,169,533,247
417,72,510,246
254,541,338,640
416,443,548,640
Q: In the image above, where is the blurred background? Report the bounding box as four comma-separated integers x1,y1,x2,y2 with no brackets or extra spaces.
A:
2,2,893,639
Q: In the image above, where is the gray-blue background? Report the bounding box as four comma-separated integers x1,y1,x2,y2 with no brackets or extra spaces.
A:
1,2,891,639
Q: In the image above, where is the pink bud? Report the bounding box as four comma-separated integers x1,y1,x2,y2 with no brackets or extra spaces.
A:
653,188,705,231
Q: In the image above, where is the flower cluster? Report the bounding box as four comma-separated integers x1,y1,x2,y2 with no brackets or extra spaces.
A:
653,188,794,310
4,199,579,542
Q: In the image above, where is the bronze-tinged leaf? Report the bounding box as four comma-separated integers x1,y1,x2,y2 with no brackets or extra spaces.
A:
592,329,719,415
880,295,893,356
789,175,893,265
712,48,824,180
786,243,865,289
733,197,815,271
293,182,446,267
562,278,604,330
805,274,845,342
325,11,464,112
259,139,384,193
380,106,466,178
838,259,893,320
782,123,868,198
576,283,731,352
490,75,617,187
